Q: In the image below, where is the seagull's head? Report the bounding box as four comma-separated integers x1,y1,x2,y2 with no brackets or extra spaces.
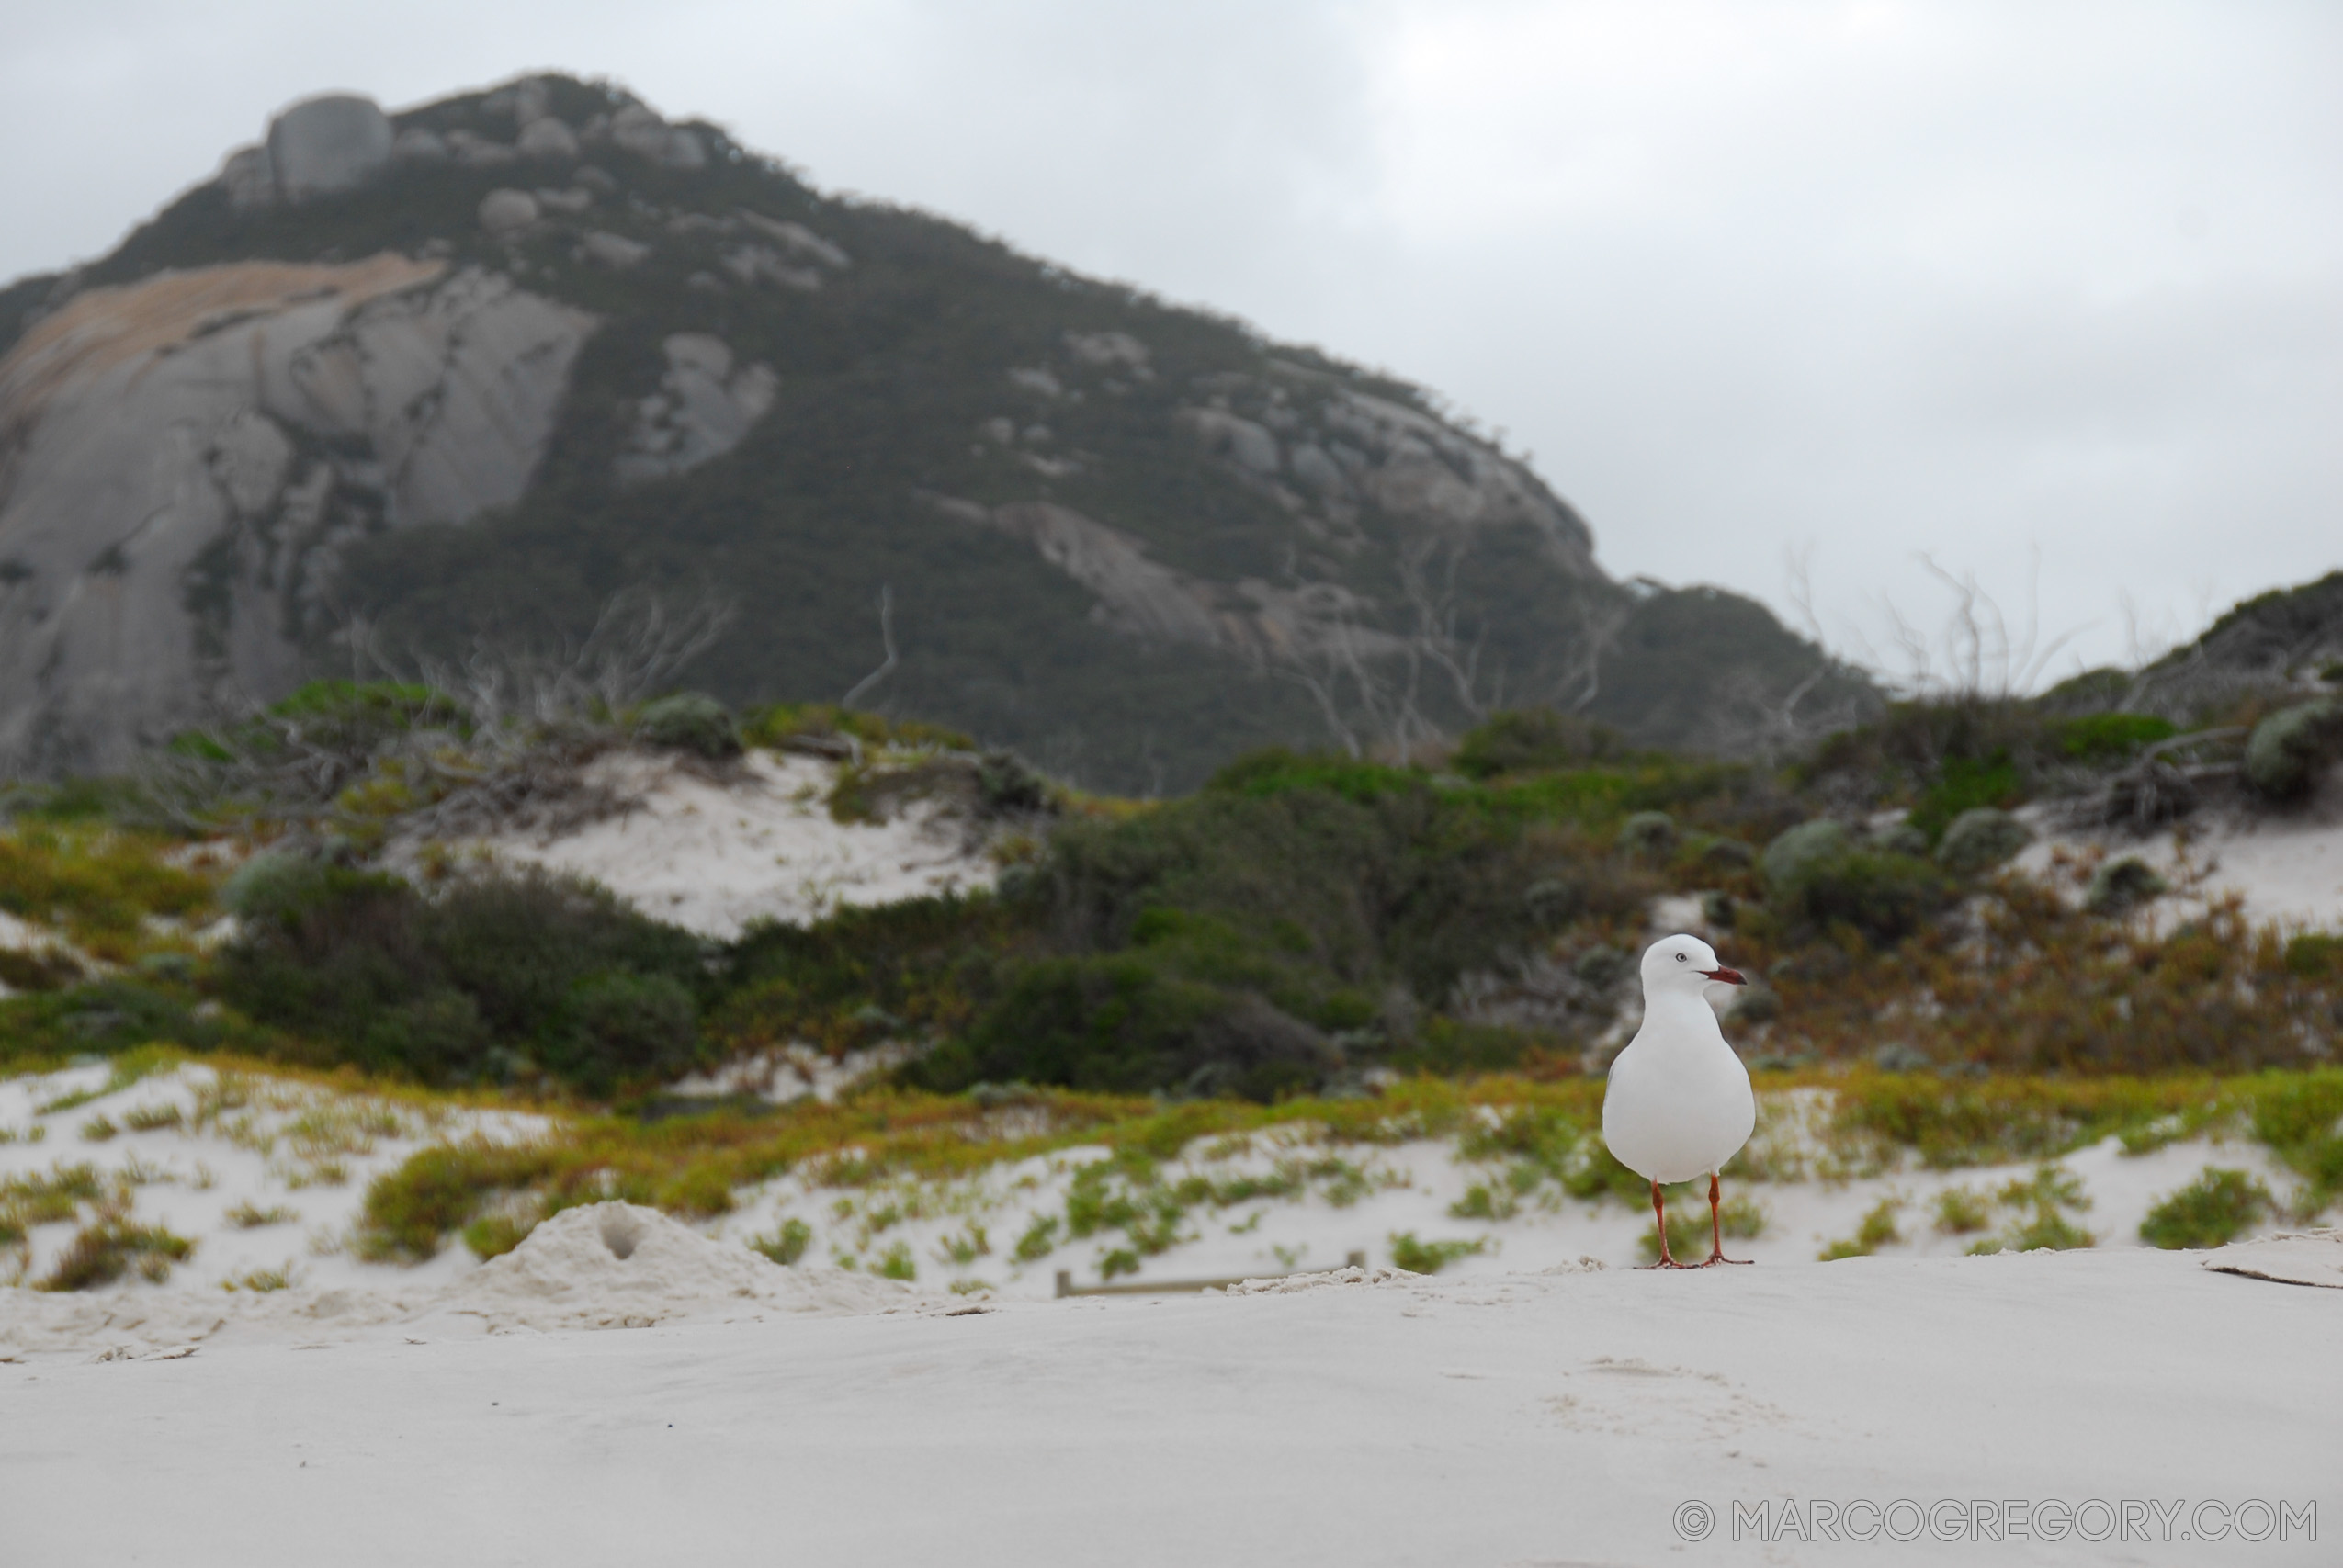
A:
1641,932,1747,998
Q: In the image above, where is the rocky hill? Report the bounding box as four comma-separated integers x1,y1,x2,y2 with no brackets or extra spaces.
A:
0,75,1873,792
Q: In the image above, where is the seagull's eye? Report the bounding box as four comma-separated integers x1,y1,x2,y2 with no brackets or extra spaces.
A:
1674,953,1685,962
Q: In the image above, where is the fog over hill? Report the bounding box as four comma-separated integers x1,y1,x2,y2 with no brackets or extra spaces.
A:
0,74,1877,791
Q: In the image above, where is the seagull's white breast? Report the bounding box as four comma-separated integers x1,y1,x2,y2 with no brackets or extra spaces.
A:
1602,993,1756,1184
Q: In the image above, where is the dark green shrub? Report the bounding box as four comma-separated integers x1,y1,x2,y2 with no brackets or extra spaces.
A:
2087,857,2168,916
2054,713,2177,764
633,693,741,759
1908,752,2021,842
1617,810,1676,857
1700,837,1756,869
220,852,321,917
2244,700,2342,800
977,750,1048,814
1522,877,1583,929
1763,820,1946,941
1762,820,1851,892
550,973,700,1098
0,949,81,992
218,864,709,1097
2283,932,2343,977
1452,709,1624,778
1796,852,1950,943
2139,1168,2273,1249
924,956,1330,1100
1935,807,2032,874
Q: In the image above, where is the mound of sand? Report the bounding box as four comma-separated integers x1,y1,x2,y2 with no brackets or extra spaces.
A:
0,1203,920,1357
441,1202,917,1331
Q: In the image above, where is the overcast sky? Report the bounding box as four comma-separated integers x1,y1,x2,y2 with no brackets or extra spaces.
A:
5,1,2337,687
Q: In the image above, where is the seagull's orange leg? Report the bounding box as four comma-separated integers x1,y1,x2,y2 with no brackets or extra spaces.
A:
1639,1179,1686,1269
1696,1173,1754,1267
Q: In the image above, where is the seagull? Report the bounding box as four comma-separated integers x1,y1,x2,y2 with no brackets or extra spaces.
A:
1602,933,1756,1269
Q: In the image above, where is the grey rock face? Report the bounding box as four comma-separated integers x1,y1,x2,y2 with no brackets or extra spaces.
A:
719,244,821,291
1064,331,1149,370
517,117,580,160
736,213,851,270
0,258,595,777
447,130,518,168
391,127,449,163
1324,390,1595,574
581,231,651,270
1182,408,1281,474
479,188,540,237
266,95,394,203
615,334,779,482
607,104,707,170
917,492,1406,665
217,145,277,210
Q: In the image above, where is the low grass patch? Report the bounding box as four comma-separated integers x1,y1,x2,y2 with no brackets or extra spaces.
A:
1967,1164,2095,1254
222,1200,299,1228
1389,1231,1487,1273
1932,1185,1993,1235
749,1217,812,1266
340,1068,2343,1264
0,825,216,963
461,1213,538,1260
35,1216,196,1289
222,1264,294,1292
2139,1168,2276,1249
2,1161,107,1228
1820,1196,1903,1260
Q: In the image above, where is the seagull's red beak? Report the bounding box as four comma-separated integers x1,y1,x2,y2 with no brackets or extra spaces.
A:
1699,966,1747,986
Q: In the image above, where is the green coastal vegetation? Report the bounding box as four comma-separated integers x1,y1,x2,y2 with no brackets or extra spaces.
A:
5,572,2343,1267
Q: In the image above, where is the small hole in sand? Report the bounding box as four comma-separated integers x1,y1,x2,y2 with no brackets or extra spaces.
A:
599,1209,644,1260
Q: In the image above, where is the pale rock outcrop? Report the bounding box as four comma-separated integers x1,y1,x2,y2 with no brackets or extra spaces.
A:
266,94,394,202
1318,390,1596,575
919,493,1405,664
719,245,821,291
1008,367,1063,399
606,104,707,170
1065,331,1150,372
738,213,851,270
217,145,277,210
615,334,779,483
479,188,540,237
0,258,596,776
391,127,449,163
581,231,651,270
517,116,581,161
1181,407,1281,474
989,502,1226,647
446,130,518,168
1287,442,1349,498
